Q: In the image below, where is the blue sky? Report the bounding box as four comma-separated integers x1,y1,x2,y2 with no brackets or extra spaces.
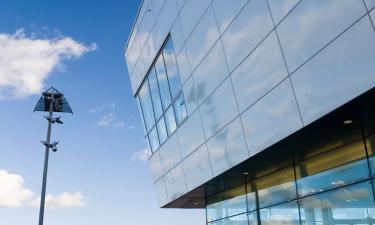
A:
0,1,204,224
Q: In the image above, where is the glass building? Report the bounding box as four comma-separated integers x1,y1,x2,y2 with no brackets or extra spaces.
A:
124,0,375,224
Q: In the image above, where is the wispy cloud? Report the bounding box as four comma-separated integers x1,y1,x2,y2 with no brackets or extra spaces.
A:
0,169,85,209
0,28,96,100
90,102,136,130
131,148,150,163
89,102,116,114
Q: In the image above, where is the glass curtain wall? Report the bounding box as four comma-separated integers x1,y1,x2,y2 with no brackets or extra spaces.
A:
206,133,375,225
136,36,187,155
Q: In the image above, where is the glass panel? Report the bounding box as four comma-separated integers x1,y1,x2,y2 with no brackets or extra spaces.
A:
182,144,213,191
148,126,159,152
149,151,163,181
154,177,168,207
165,164,187,201
157,116,168,144
365,134,375,177
177,110,205,158
148,67,163,120
241,79,302,156
212,0,248,34
136,97,146,134
277,0,366,72
182,76,198,115
291,16,375,125
296,140,369,197
255,166,297,208
165,106,177,135
173,93,187,125
221,0,273,72
176,46,192,84
260,201,300,225
159,134,181,173
208,213,249,225
207,184,247,221
193,40,229,104
155,54,172,110
231,31,288,113
299,181,375,225
186,5,220,70
207,117,249,176
248,211,259,225
179,0,211,38
138,81,155,131
200,79,239,139
365,0,375,9
170,16,185,54
155,0,178,44
163,38,182,99
267,0,300,25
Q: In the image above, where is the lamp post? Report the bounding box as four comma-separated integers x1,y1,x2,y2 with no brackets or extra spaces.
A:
34,87,72,225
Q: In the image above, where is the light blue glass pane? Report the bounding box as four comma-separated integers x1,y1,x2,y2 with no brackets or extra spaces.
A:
136,97,146,134
156,0,178,44
207,185,247,221
208,213,248,225
138,1,154,49
182,76,198,115
159,134,181,172
179,0,211,38
182,144,213,191
186,6,220,70
241,79,303,156
207,117,249,176
291,16,375,125
200,79,239,139
171,16,185,54
248,211,259,225
155,54,172,110
132,54,146,94
143,27,160,70
139,81,155,131
221,0,273,72
165,106,177,135
148,126,160,152
173,93,187,125
213,0,248,34
299,181,375,225
150,0,165,20
267,0,300,25
367,0,375,9
149,151,163,181
246,188,257,212
157,116,168,144
148,68,163,120
176,46,192,84
231,31,288,113
193,40,229,104
260,201,300,225
163,38,182,99
177,110,205,158
165,163,187,201
154,177,168,207
277,0,366,72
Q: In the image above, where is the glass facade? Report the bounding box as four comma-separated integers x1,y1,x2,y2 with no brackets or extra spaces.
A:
125,0,375,209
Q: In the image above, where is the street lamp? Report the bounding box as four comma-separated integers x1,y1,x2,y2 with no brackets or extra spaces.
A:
34,87,72,225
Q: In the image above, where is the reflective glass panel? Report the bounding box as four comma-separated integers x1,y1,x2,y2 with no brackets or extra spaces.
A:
136,97,146,133
165,106,177,135
176,46,192,84
208,213,248,225
138,81,155,131
165,164,187,201
155,54,172,110
267,0,300,25
148,67,163,120
173,93,187,125
148,126,160,152
182,76,198,115
157,116,168,144
163,38,182,99
296,140,369,197
213,0,248,34
299,181,375,225
260,201,300,225
154,177,168,207
149,151,163,181
159,134,181,172
255,166,297,208
207,184,247,221
365,134,375,177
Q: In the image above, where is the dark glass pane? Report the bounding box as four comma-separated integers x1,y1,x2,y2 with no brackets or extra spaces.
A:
165,106,177,135
299,181,375,225
173,93,187,125
155,54,172,110
148,67,163,120
138,81,155,131
296,140,369,197
157,116,168,144
136,97,146,134
148,126,160,152
206,184,247,221
366,134,375,177
163,38,182,99
260,201,300,225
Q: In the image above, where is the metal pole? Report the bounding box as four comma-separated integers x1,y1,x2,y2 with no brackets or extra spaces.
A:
38,95,54,225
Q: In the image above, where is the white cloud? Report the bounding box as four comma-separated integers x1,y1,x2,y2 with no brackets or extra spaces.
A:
131,148,150,162
89,102,117,114
0,28,96,99
97,113,125,129
0,169,85,209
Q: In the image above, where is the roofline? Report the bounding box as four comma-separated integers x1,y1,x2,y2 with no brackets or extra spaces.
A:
124,0,145,55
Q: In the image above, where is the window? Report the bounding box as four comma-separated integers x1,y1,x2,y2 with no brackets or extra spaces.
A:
136,36,187,156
